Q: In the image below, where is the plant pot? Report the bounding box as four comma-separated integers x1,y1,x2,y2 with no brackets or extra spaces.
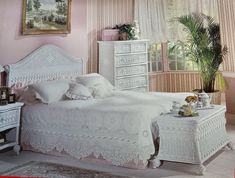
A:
119,32,128,40
207,90,221,105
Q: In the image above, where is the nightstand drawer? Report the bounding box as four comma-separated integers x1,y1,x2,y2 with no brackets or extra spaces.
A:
0,102,24,154
0,109,19,128
115,54,147,67
116,65,147,77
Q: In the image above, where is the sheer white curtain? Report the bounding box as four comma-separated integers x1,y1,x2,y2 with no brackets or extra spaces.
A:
167,0,219,41
134,0,219,42
134,0,168,43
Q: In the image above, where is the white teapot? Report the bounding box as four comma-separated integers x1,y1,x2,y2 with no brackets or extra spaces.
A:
198,91,210,108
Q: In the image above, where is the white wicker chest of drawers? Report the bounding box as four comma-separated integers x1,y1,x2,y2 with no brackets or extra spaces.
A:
0,102,24,155
152,105,233,174
98,40,149,92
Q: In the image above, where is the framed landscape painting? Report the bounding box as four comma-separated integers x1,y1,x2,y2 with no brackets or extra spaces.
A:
22,0,71,35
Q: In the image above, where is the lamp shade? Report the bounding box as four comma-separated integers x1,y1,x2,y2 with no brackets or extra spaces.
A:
0,65,4,72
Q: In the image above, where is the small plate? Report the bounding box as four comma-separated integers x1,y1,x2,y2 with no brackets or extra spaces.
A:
176,114,199,117
196,105,215,110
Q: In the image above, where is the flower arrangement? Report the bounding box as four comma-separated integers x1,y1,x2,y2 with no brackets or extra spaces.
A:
185,95,198,103
178,105,199,117
117,24,135,40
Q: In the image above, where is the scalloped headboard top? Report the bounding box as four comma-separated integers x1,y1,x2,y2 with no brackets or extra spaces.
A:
4,44,85,88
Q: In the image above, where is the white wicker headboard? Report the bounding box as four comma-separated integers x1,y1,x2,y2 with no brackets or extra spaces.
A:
4,44,85,88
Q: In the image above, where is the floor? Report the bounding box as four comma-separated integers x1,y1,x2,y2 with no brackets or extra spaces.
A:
0,125,234,178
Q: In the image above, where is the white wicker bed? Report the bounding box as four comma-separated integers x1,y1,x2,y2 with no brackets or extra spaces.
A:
4,44,191,169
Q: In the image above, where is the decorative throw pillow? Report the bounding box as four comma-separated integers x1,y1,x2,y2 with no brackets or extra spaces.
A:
65,83,93,100
76,73,115,98
28,80,70,104
15,87,39,105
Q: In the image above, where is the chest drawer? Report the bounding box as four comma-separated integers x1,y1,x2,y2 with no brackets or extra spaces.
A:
115,44,131,54
0,109,19,128
114,42,148,54
116,65,147,77
115,54,147,67
98,40,149,92
116,76,147,89
131,43,147,53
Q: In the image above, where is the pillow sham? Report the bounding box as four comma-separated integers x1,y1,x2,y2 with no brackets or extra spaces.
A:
76,73,115,98
28,80,70,104
65,83,93,100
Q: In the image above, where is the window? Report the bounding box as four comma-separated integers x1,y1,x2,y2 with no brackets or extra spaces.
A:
167,42,198,71
148,43,163,72
148,42,198,72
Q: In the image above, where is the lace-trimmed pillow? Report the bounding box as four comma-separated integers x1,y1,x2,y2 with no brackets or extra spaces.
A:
65,83,93,100
76,73,115,98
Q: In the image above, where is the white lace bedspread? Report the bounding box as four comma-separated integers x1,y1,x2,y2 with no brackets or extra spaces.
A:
21,91,191,168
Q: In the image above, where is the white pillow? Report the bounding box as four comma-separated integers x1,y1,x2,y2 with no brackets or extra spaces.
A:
65,83,93,100
29,80,70,104
92,83,113,99
76,73,115,98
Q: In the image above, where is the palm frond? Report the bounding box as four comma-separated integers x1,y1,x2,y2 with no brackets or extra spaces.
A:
171,13,228,92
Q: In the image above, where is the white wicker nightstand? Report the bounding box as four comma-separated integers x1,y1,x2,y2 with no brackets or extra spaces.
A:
0,102,24,155
151,105,233,175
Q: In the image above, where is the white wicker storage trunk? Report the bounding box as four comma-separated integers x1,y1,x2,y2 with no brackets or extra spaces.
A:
153,105,232,174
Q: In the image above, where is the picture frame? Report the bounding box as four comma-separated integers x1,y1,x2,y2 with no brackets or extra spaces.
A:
22,0,71,35
0,87,9,105
8,94,16,104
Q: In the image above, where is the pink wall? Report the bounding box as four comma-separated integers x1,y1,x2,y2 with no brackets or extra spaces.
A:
0,0,87,66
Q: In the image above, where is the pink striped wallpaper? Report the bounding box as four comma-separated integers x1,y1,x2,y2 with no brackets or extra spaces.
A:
87,0,134,73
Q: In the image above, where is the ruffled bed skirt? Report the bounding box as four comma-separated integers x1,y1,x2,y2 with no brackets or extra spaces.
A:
21,128,154,169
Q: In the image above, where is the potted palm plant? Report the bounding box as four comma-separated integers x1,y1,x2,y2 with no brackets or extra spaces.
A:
172,13,228,104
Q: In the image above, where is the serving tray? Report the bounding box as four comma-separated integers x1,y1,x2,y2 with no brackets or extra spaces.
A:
196,105,215,110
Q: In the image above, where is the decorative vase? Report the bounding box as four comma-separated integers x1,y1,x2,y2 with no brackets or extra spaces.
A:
133,20,140,40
